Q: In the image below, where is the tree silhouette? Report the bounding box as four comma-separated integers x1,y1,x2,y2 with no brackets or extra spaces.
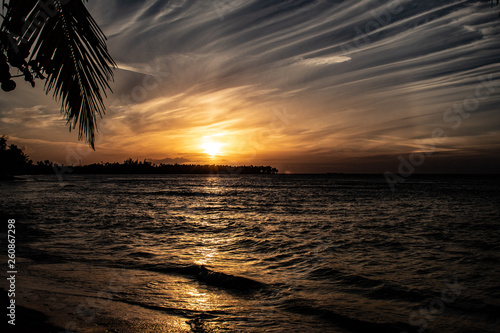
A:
0,136,279,176
0,0,116,148
0,135,32,176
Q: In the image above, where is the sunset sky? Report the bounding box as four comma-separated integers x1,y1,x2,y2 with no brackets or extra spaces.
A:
1,0,499,173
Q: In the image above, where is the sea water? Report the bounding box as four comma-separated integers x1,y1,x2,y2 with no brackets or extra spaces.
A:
1,174,499,332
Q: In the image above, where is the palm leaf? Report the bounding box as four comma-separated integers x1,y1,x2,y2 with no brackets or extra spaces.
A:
2,0,116,148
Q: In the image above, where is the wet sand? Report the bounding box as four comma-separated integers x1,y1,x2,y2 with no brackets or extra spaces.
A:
2,286,194,333
1,255,194,333
3,290,64,333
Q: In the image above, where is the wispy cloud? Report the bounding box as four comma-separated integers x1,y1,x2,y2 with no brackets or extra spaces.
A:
1,0,498,171
1,105,63,129
298,56,352,66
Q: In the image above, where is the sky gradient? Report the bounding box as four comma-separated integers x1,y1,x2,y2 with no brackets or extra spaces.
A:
1,0,499,173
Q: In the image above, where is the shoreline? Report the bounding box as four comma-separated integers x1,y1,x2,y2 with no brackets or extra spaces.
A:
1,256,194,333
3,289,65,333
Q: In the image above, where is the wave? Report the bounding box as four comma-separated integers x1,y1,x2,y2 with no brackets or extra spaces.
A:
126,251,157,258
309,267,383,288
111,297,225,320
367,283,429,303
309,267,432,303
125,190,218,197
281,298,414,333
139,263,266,292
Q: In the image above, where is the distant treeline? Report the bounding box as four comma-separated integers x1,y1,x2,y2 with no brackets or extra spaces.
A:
70,159,278,175
0,137,278,177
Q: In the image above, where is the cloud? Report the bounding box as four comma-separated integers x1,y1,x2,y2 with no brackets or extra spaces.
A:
0,105,63,129
298,56,352,66
2,0,497,172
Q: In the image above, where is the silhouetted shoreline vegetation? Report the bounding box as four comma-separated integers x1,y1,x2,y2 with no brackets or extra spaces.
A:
71,159,278,175
1,137,278,178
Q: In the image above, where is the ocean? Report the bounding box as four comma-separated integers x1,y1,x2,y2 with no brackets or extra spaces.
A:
1,174,499,332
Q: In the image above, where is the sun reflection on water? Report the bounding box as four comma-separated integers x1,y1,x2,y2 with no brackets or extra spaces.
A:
184,286,213,312
193,246,218,266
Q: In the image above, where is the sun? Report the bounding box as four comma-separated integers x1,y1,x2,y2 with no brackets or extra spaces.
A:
202,140,224,157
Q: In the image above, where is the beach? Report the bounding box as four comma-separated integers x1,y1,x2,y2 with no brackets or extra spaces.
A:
2,253,198,333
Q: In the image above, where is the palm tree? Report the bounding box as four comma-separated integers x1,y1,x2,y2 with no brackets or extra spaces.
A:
0,0,115,148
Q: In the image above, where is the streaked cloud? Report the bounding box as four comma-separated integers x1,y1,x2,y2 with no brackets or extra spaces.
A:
298,56,352,66
0,0,499,172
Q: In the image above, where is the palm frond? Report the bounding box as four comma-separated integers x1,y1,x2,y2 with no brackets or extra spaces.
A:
2,0,115,148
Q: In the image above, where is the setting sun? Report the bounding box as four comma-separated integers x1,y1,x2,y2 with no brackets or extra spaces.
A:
202,140,224,156
2,1,499,333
